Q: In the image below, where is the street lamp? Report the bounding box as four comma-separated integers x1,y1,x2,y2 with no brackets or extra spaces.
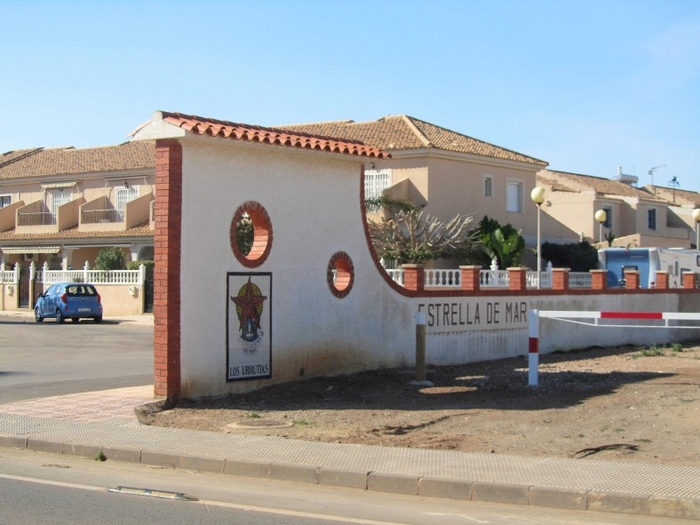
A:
530,186,545,289
594,209,607,244
692,209,700,249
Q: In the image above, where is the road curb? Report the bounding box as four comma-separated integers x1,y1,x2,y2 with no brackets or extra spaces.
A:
2,435,699,520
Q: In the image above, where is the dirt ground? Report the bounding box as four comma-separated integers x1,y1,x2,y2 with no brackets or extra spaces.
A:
143,342,700,467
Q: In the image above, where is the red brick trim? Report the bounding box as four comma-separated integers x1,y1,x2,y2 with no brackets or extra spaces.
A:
507,267,527,291
327,251,354,298
460,265,481,291
230,201,273,268
153,139,182,403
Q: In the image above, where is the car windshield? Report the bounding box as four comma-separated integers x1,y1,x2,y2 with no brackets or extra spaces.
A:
66,285,97,297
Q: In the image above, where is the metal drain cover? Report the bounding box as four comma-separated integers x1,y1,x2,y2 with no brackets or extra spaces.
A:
108,486,197,501
227,418,294,429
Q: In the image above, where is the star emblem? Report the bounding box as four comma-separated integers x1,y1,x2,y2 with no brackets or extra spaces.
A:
230,277,267,331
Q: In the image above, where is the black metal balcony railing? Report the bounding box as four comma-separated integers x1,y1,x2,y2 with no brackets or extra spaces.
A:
17,212,56,226
81,209,124,224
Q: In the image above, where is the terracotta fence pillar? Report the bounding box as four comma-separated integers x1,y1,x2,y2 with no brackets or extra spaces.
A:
508,267,527,291
402,264,425,292
552,268,570,291
460,265,481,291
590,269,608,290
655,271,669,290
683,272,697,289
624,270,640,289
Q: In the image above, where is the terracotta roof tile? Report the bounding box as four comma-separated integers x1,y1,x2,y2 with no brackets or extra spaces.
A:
0,142,155,181
158,111,390,159
0,224,153,244
647,185,700,206
538,169,666,202
280,115,547,166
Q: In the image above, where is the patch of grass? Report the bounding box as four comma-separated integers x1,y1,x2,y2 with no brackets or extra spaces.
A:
670,342,684,353
246,412,261,419
294,419,313,426
94,450,106,462
640,345,665,357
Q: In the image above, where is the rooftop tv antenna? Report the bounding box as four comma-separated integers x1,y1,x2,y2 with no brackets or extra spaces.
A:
648,164,666,188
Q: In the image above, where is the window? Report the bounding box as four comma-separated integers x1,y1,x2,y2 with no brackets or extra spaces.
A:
483,175,493,197
506,181,522,212
116,187,139,220
603,206,613,229
0,195,10,208
230,201,273,268
364,169,392,200
647,208,657,230
49,190,71,213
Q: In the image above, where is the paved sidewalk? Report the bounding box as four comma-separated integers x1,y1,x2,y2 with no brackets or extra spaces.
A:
0,386,699,521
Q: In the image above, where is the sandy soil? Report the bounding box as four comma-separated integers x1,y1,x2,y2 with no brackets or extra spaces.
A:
142,342,700,466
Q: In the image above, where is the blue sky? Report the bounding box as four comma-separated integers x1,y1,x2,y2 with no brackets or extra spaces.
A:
2,0,699,190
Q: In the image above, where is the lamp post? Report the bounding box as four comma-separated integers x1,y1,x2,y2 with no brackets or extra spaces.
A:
594,209,607,244
530,186,545,289
693,209,700,249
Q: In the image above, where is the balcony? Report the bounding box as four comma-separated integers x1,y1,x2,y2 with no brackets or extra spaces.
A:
16,198,84,234
79,193,154,231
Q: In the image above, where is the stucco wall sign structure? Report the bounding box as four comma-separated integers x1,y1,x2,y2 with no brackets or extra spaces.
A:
131,110,700,402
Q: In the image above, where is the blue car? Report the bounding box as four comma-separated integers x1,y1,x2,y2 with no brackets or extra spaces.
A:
35,283,103,324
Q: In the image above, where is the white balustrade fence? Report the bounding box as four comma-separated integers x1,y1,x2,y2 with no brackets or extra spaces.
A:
568,272,592,288
1,264,19,283
383,265,595,290
424,269,461,288
38,261,144,286
386,269,404,286
480,270,509,288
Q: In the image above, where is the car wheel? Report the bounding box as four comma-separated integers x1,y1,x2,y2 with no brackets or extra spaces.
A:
71,317,79,323
34,308,43,323
56,309,65,324
94,316,103,324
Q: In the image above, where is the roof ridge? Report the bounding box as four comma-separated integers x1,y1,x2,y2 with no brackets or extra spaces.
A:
161,111,369,144
0,148,44,170
153,111,390,160
279,119,355,127
410,116,548,165
401,116,433,148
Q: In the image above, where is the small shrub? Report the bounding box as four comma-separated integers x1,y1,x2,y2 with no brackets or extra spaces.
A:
95,247,126,271
246,412,260,419
670,342,684,353
640,345,664,357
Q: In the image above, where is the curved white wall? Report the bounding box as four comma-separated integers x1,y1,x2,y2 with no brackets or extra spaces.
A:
178,138,414,397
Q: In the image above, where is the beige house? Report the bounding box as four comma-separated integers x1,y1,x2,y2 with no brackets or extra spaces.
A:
645,185,700,245
0,142,156,274
282,115,549,264
536,169,696,249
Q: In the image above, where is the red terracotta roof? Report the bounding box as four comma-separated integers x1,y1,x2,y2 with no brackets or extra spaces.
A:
0,142,155,180
538,169,666,202
158,111,390,159
647,185,700,206
0,224,153,243
280,115,547,166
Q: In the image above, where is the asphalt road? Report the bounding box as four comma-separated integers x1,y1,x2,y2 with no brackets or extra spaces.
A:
0,314,153,403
